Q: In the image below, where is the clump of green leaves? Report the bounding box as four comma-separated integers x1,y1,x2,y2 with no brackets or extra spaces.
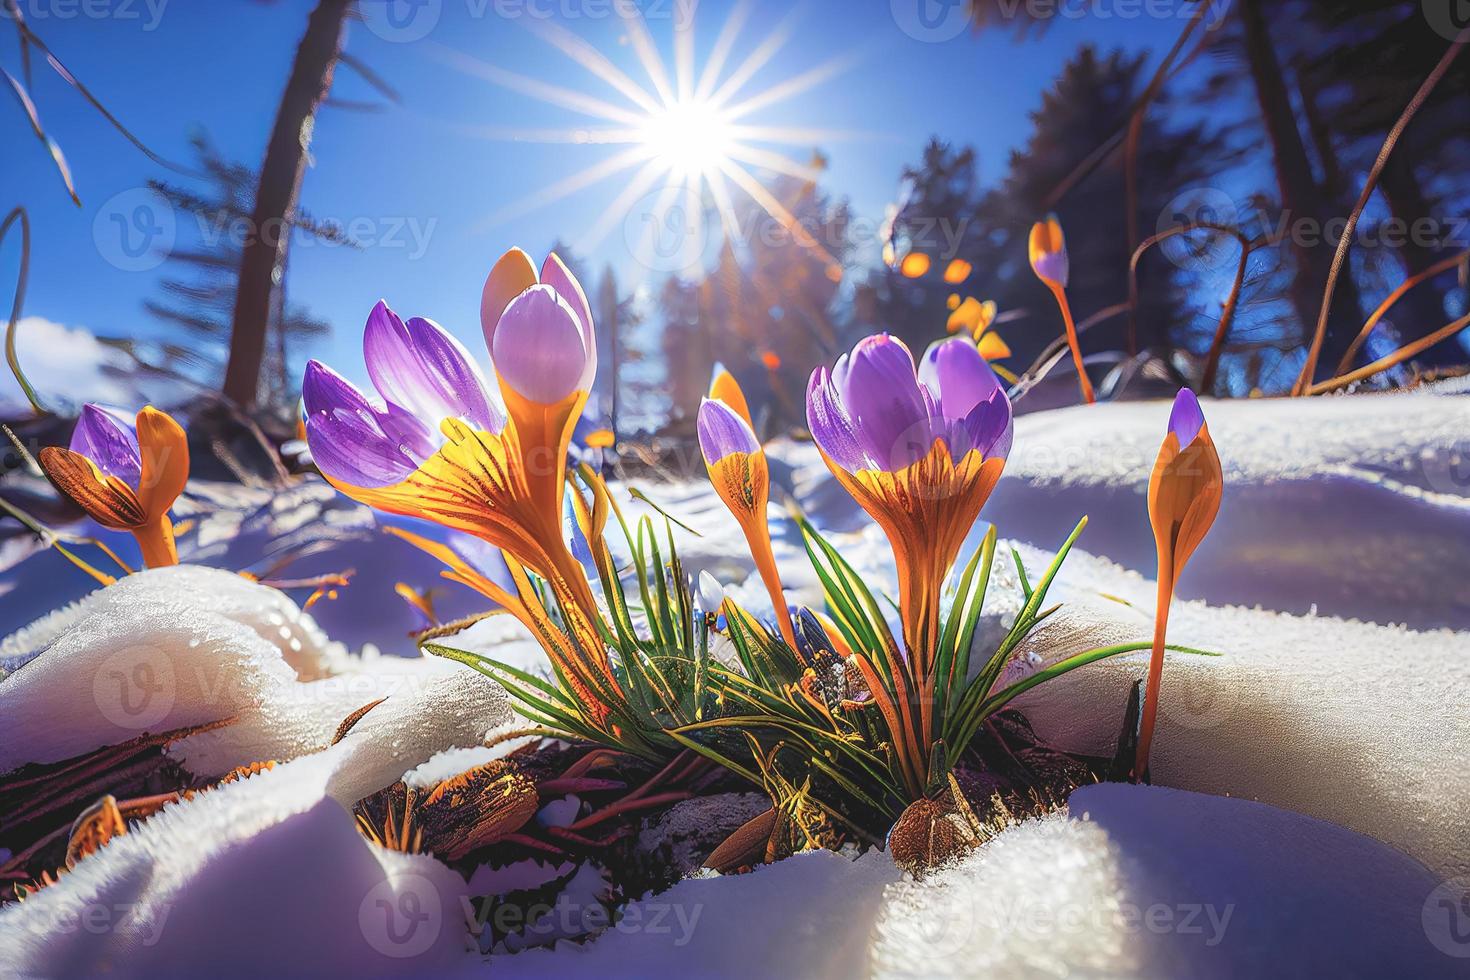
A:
428,505,1212,845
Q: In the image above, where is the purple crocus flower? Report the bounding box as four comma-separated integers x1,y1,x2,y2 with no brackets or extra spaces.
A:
303,301,503,488
805,335,1012,473
484,251,597,405
39,403,191,568
492,285,591,404
697,397,760,463
70,404,143,488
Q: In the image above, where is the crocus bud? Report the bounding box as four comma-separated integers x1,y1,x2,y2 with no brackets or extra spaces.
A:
697,394,797,649
1028,214,1069,289
1135,388,1223,781
696,570,726,616
709,362,752,428
483,249,597,405
1149,389,1223,578
492,285,591,405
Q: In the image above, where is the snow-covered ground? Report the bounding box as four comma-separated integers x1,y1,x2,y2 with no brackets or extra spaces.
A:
2,388,1467,976
780,382,1470,628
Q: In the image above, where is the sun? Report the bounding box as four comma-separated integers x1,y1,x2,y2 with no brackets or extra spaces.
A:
437,5,861,275
636,98,734,178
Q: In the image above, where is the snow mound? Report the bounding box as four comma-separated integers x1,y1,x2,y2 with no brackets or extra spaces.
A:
1007,387,1470,489
1005,543,1470,882
1,564,344,679
485,848,903,979
0,567,504,780
0,666,512,978
0,603,297,773
872,785,1456,978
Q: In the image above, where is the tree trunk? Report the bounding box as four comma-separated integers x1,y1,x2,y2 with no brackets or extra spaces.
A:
222,0,351,409
1239,0,1362,376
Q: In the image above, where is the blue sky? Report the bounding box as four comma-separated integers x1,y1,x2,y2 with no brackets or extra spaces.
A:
4,0,1194,392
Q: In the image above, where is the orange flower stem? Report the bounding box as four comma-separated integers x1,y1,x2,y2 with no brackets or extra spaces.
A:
130,515,179,569
1134,564,1174,781
743,517,798,650
1050,284,1096,405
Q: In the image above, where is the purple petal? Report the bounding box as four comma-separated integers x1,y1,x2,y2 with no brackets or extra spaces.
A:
491,285,590,404
918,338,1002,419
961,390,1014,462
71,404,141,489
698,398,759,463
840,334,931,471
302,360,423,488
1033,250,1069,288
806,368,866,472
540,254,597,390
363,301,503,433
1168,388,1205,447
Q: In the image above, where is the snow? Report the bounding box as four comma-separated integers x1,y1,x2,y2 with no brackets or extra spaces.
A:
1,564,344,679
0,566,507,781
1003,543,1470,882
774,385,1470,628
482,786,1455,978
872,784,1457,978
0,481,503,657
0,752,483,976
484,849,904,979
0,631,510,976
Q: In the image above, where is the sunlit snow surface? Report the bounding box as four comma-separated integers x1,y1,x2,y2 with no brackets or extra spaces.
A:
2,387,1468,977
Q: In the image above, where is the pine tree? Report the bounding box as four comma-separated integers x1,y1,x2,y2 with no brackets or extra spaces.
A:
144,135,331,406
